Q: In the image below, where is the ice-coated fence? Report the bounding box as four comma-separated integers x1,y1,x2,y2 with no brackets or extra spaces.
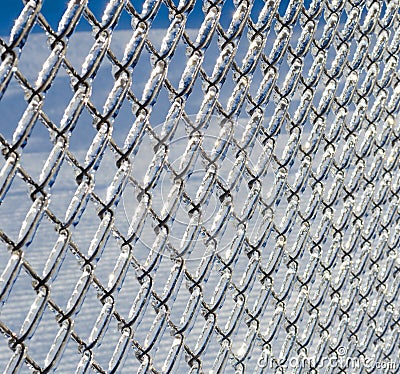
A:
0,0,400,372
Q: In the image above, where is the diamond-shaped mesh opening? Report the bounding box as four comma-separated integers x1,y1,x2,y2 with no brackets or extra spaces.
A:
131,216,155,263
72,285,103,341
24,306,60,368
130,130,155,185
90,231,118,283
110,93,135,148
92,146,118,201
17,28,51,87
112,266,141,319
18,121,53,181
90,57,115,111
0,77,27,144
147,2,170,38
148,86,173,130
90,314,124,370
40,0,69,31
167,39,191,88
47,158,79,218
23,213,58,270
49,246,83,311
0,175,33,242
218,67,239,109
185,0,204,29
67,106,98,164
55,335,83,373
71,199,101,258
115,180,140,235
129,50,152,100
108,7,135,56
219,0,237,31
200,28,221,76
66,29,97,69
0,268,36,333
41,74,75,126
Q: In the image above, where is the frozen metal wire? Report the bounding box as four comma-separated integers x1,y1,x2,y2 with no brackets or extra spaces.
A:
0,0,399,372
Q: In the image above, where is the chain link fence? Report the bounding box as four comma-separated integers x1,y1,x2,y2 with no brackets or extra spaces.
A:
0,0,400,372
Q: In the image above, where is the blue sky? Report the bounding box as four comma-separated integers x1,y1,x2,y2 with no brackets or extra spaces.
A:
0,0,310,37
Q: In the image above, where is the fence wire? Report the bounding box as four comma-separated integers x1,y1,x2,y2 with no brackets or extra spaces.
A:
0,0,400,372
